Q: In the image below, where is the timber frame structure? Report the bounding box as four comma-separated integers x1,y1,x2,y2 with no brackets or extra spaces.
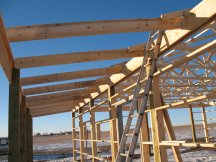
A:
0,0,216,161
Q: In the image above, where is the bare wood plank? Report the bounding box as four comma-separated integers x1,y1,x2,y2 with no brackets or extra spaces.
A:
8,68,20,162
79,107,85,162
20,96,27,162
21,65,123,86
15,48,143,68
7,18,182,42
72,112,77,161
28,94,88,107
90,100,97,162
23,79,106,95
0,16,14,81
189,104,196,143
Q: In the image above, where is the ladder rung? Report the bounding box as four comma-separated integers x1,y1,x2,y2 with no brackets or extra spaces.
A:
126,133,133,137
120,153,128,157
130,114,138,118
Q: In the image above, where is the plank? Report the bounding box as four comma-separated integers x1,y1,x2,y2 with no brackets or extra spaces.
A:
0,16,14,81
21,65,123,86
188,104,196,142
23,79,106,95
7,18,182,42
15,48,143,68
8,68,20,162
20,96,27,162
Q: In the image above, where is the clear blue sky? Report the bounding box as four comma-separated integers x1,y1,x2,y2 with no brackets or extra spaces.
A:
0,0,202,137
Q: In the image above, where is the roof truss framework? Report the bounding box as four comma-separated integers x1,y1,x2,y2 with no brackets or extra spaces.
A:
0,0,215,117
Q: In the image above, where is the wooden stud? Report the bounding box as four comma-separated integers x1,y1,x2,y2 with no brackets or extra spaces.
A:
90,100,97,161
201,106,209,143
8,68,20,162
108,86,118,162
72,112,77,161
79,108,85,162
20,96,27,162
189,104,196,143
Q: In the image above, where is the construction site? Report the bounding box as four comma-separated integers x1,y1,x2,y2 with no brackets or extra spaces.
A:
0,0,216,161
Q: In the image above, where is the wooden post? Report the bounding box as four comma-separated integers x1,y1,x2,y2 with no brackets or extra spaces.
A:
79,108,85,161
116,105,125,162
90,100,97,161
96,124,101,140
20,96,27,162
8,68,20,162
146,58,167,162
72,112,77,161
25,108,30,162
108,86,118,162
139,95,150,162
189,104,196,142
29,115,33,162
201,106,209,143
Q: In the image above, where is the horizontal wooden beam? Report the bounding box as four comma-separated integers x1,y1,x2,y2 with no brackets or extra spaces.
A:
15,48,143,68
7,17,182,42
26,88,94,103
23,79,106,95
0,16,14,82
21,64,123,86
27,94,88,107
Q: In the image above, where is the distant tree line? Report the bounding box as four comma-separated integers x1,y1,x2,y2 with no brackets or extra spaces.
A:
34,131,72,136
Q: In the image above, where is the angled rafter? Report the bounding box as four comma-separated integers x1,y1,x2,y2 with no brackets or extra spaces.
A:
15,48,143,68
7,17,183,42
0,16,14,82
23,79,106,95
21,64,123,86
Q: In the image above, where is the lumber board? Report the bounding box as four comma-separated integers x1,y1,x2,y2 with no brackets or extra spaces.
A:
23,79,106,95
21,65,122,86
15,48,143,68
7,18,182,42
0,16,14,82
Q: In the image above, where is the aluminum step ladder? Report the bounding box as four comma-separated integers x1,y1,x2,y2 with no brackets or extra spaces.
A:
115,30,164,162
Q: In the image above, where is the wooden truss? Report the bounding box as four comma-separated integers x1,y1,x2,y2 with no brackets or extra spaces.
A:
0,0,215,161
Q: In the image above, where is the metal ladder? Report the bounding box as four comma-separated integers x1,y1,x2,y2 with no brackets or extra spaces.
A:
115,30,164,162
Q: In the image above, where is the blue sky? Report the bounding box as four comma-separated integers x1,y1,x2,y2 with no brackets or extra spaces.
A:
0,0,202,137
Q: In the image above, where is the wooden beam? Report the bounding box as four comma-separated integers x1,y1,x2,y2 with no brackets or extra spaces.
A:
21,65,123,86
188,104,196,142
20,96,27,162
27,95,88,107
7,18,182,42
0,15,14,82
108,86,118,162
8,68,20,162
90,100,97,162
15,48,143,68
23,79,106,95
26,88,93,103
79,107,85,162
72,112,77,161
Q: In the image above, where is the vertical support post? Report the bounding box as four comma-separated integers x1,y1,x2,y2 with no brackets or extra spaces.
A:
139,96,150,162
79,108,85,162
189,104,196,142
20,96,27,162
26,108,33,162
201,106,209,143
8,68,20,162
116,105,125,162
96,124,101,140
72,111,77,161
108,86,118,162
29,115,33,162
90,100,97,161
